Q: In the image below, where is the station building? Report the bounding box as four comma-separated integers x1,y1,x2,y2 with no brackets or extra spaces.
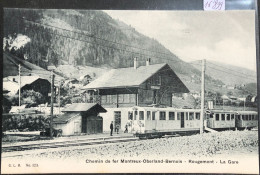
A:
83,58,189,133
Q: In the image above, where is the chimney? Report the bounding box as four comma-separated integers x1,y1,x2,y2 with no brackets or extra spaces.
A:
134,57,138,69
146,58,151,66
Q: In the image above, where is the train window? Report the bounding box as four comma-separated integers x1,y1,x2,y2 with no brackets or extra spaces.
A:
128,112,133,120
221,114,225,121
242,115,245,120
186,112,189,120
231,114,234,120
160,112,166,120
189,112,194,120
139,111,144,120
249,115,252,120
134,111,137,120
169,112,175,120
196,113,200,120
152,112,156,120
177,112,181,120
147,111,151,120
227,114,230,120
245,115,248,120
216,114,219,121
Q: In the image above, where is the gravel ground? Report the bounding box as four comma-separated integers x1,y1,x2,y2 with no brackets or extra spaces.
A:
16,130,258,161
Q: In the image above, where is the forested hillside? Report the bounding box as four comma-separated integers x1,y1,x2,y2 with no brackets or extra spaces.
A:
3,8,257,102
4,9,204,77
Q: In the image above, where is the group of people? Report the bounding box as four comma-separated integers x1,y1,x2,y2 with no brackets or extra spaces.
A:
110,121,128,136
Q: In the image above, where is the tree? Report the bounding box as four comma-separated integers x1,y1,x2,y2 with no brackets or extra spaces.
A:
21,90,45,105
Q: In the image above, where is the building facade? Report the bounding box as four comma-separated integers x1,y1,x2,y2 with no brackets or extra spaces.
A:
84,59,189,132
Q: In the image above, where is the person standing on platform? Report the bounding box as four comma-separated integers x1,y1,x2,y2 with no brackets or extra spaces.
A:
124,124,128,133
110,121,113,136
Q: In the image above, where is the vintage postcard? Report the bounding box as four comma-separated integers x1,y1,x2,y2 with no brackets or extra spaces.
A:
1,3,259,174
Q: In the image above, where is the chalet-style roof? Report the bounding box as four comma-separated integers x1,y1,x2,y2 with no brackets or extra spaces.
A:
3,52,64,84
62,103,107,113
84,63,169,89
53,112,80,124
3,76,50,95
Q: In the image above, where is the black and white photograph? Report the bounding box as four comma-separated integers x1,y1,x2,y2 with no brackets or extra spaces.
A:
1,0,259,174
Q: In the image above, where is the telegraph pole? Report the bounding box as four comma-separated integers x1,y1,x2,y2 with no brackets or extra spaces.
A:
200,59,206,134
58,81,61,114
50,70,55,139
18,64,21,106
244,98,246,111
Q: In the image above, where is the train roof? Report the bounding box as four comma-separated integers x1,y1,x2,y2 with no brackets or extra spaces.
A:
128,107,258,114
129,106,201,112
206,109,258,114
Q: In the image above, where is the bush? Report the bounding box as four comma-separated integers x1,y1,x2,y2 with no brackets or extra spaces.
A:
8,90,45,106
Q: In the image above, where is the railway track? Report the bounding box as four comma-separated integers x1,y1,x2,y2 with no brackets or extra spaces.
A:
2,136,139,153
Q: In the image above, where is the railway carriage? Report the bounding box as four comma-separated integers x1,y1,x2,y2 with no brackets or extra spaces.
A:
127,106,201,138
206,110,236,130
235,111,258,129
127,106,258,138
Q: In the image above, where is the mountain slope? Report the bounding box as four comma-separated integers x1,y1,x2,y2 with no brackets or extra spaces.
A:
4,9,256,96
191,60,257,86
4,9,201,76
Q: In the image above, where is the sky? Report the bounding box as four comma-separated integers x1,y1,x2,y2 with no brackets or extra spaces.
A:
104,10,256,71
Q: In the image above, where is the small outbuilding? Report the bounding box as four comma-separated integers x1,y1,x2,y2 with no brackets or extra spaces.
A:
53,103,107,136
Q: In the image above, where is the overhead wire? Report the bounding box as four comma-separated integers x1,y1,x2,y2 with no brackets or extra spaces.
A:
23,18,184,60
9,17,256,89
207,61,256,78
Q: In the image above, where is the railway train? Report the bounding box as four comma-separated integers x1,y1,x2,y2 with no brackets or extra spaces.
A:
126,106,258,138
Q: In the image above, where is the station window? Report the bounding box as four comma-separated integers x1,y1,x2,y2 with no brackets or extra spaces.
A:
186,112,189,120
147,111,151,120
215,114,219,121
227,114,230,121
221,114,225,121
231,114,235,120
169,112,175,120
189,112,194,120
245,115,248,120
196,113,200,120
160,111,166,120
128,112,133,120
139,111,144,120
249,115,252,120
242,115,245,120
177,112,181,120
152,112,156,120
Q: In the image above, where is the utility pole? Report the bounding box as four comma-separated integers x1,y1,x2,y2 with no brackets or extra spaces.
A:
244,98,246,111
200,59,206,134
50,70,55,139
18,64,21,106
58,81,61,114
